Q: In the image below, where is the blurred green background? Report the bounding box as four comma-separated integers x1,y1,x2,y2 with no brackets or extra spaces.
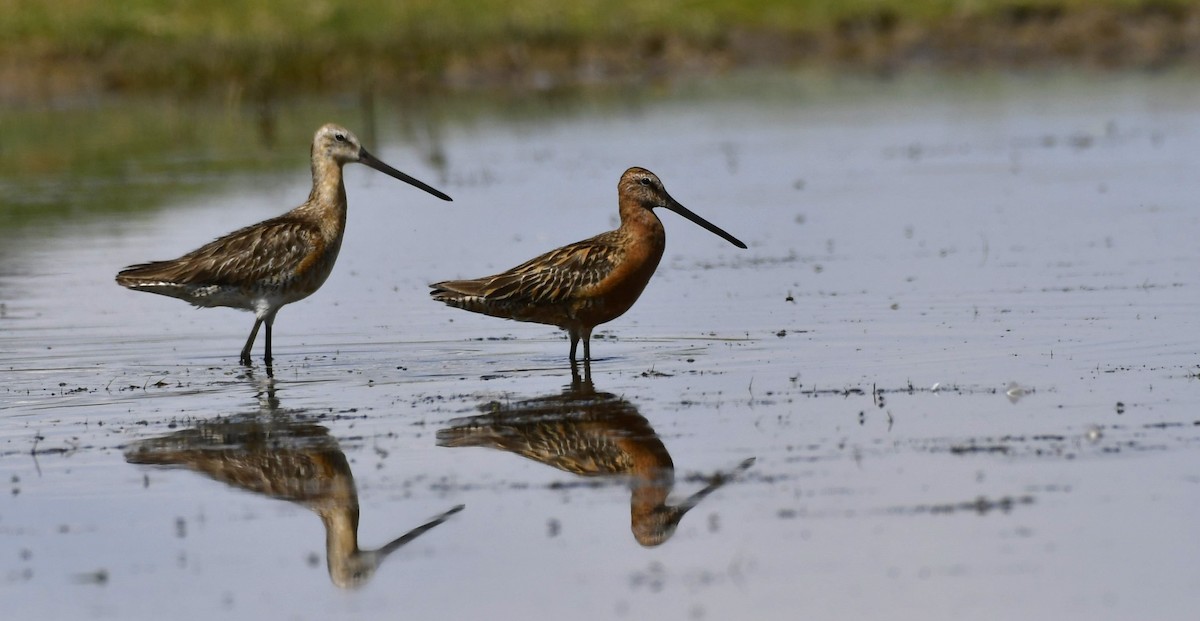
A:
1,0,1195,229
2,0,1195,96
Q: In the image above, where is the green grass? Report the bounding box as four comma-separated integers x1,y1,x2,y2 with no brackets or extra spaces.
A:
8,1,1191,39
3,1,1181,48
1,0,1194,94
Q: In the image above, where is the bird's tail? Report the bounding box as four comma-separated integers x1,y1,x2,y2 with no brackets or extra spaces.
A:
116,261,179,290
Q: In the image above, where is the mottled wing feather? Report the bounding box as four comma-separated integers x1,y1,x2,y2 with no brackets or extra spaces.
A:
118,216,322,289
436,419,631,476
435,231,623,306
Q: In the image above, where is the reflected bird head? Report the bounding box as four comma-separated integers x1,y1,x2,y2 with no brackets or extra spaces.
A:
328,504,465,589
633,484,691,549
632,457,756,547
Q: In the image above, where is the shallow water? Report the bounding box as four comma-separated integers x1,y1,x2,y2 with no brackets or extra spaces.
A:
2,71,1199,620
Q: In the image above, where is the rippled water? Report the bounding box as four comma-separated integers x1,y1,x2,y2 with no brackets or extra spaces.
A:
2,71,1199,620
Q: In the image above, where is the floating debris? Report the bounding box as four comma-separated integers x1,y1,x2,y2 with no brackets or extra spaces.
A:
73,569,109,586
890,495,1035,516
1005,382,1028,404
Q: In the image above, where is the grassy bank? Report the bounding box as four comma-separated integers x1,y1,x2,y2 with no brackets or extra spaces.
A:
2,0,1199,98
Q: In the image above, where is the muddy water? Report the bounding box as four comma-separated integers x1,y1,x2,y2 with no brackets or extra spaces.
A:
2,71,1199,620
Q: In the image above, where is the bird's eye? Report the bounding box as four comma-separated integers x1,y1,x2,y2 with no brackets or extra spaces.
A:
639,177,651,186
334,133,346,142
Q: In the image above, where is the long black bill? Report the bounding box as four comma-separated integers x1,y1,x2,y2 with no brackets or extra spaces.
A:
665,196,747,249
374,504,465,558
677,457,756,512
359,147,453,202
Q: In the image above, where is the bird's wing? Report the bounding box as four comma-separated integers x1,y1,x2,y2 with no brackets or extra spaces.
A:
440,233,624,305
120,216,324,287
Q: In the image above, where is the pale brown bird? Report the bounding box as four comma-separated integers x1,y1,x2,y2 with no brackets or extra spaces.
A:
430,167,745,362
117,123,451,365
126,411,463,588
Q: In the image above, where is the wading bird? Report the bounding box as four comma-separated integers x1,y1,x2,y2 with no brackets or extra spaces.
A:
117,123,451,365
127,410,463,588
437,372,754,546
430,167,745,362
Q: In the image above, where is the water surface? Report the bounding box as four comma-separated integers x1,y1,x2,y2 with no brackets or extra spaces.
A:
2,71,1198,620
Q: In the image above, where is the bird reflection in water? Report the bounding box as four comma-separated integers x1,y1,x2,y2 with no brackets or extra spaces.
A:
125,377,462,588
437,370,753,546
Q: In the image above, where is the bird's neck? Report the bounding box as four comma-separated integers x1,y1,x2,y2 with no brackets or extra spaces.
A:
623,198,666,230
305,156,349,236
309,156,347,206
320,505,361,566
618,202,667,265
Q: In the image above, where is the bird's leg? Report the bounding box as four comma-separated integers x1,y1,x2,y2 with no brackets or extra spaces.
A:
569,358,582,387
264,322,272,365
241,318,263,366
581,326,593,362
568,328,580,363
263,310,279,366
568,357,593,392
